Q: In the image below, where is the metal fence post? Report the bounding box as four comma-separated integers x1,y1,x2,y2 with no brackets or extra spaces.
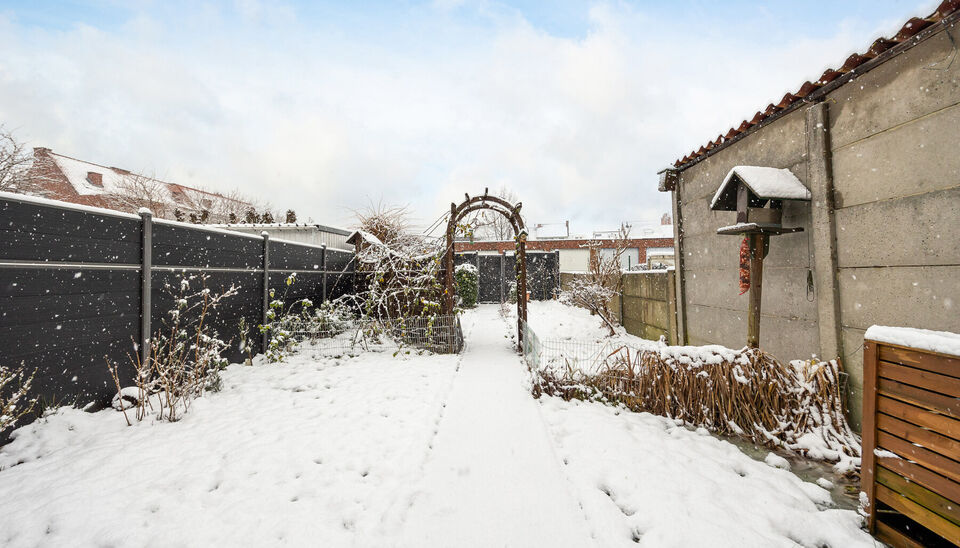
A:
261,232,270,351
321,244,328,302
139,209,153,368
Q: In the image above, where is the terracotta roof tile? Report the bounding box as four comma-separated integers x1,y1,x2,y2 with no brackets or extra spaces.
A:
671,1,960,169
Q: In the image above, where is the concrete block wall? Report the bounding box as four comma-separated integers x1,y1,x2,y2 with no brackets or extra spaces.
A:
559,271,679,344
674,106,819,361
670,23,960,430
826,26,960,428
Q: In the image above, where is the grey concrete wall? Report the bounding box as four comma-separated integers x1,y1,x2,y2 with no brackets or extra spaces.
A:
675,105,819,362
621,271,677,344
826,25,960,428
561,271,678,343
672,23,960,431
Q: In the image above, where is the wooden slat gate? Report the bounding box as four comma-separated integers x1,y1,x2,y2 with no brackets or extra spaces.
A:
862,338,960,547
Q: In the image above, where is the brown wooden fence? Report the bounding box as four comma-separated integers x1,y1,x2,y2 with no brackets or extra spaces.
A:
861,338,960,547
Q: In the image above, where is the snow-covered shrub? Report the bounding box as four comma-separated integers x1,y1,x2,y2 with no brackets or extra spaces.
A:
533,343,861,473
345,204,444,320
560,226,631,334
107,274,237,424
259,273,315,363
310,300,352,337
455,263,479,308
560,278,618,333
0,362,37,435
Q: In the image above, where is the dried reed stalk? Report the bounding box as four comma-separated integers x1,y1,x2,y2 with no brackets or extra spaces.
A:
536,345,861,466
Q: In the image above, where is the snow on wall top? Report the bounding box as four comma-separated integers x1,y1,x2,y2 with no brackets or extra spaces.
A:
864,325,960,357
710,166,811,210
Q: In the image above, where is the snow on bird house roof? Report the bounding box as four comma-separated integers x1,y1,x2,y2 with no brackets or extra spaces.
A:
710,166,811,211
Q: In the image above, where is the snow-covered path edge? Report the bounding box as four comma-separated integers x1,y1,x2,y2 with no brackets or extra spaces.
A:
395,305,596,547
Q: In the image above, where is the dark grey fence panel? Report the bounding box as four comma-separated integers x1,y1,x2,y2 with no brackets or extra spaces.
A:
151,269,263,365
325,248,354,271
455,251,559,303
0,267,140,416
0,194,357,442
477,255,502,303
152,222,264,268
269,241,325,271
0,197,140,263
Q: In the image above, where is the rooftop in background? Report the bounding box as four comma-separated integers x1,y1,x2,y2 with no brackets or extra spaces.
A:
672,0,960,170
26,147,251,221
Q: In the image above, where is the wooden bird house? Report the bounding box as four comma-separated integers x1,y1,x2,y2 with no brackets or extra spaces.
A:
710,166,811,348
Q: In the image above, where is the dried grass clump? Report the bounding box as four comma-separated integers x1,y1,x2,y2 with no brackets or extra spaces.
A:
535,345,860,470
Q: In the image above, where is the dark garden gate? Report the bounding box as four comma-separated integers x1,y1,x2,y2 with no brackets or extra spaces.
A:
443,191,527,346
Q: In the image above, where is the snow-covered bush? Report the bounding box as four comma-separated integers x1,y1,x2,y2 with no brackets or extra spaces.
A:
345,204,444,320
259,273,315,363
455,263,479,308
107,274,237,424
560,278,618,333
0,362,37,435
259,274,356,362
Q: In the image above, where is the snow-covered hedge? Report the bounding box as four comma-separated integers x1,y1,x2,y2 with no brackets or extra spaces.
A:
454,263,479,308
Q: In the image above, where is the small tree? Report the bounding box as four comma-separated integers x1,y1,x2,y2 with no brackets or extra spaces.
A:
262,211,275,224
463,186,519,241
560,225,631,335
0,126,37,194
106,171,171,218
285,209,297,223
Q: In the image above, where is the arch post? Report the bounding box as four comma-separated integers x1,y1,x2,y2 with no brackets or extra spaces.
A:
443,191,528,350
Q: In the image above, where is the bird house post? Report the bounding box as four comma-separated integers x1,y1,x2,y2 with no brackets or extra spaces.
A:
710,166,811,348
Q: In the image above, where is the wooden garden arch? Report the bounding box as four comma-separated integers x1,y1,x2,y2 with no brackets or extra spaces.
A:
443,190,528,347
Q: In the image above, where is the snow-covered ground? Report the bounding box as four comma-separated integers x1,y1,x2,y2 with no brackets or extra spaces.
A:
0,304,876,547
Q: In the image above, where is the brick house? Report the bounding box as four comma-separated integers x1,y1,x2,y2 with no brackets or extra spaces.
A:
25,147,250,221
455,225,674,272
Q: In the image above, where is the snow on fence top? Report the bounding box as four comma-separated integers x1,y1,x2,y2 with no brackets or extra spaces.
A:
864,325,960,356
710,166,811,210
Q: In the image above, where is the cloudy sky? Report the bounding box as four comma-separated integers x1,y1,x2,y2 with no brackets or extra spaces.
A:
0,0,938,234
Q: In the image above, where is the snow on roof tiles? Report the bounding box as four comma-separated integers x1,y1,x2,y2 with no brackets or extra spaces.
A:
710,166,811,210
670,1,960,170
45,150,247,208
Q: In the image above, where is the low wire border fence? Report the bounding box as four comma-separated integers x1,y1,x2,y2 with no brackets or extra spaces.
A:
288,314,464,358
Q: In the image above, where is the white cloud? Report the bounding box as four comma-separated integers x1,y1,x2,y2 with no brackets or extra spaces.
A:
0,2,907,232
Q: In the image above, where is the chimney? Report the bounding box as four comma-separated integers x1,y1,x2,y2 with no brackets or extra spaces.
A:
87,171,103,187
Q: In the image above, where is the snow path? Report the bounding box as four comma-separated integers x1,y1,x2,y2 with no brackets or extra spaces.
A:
397,305,596,547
